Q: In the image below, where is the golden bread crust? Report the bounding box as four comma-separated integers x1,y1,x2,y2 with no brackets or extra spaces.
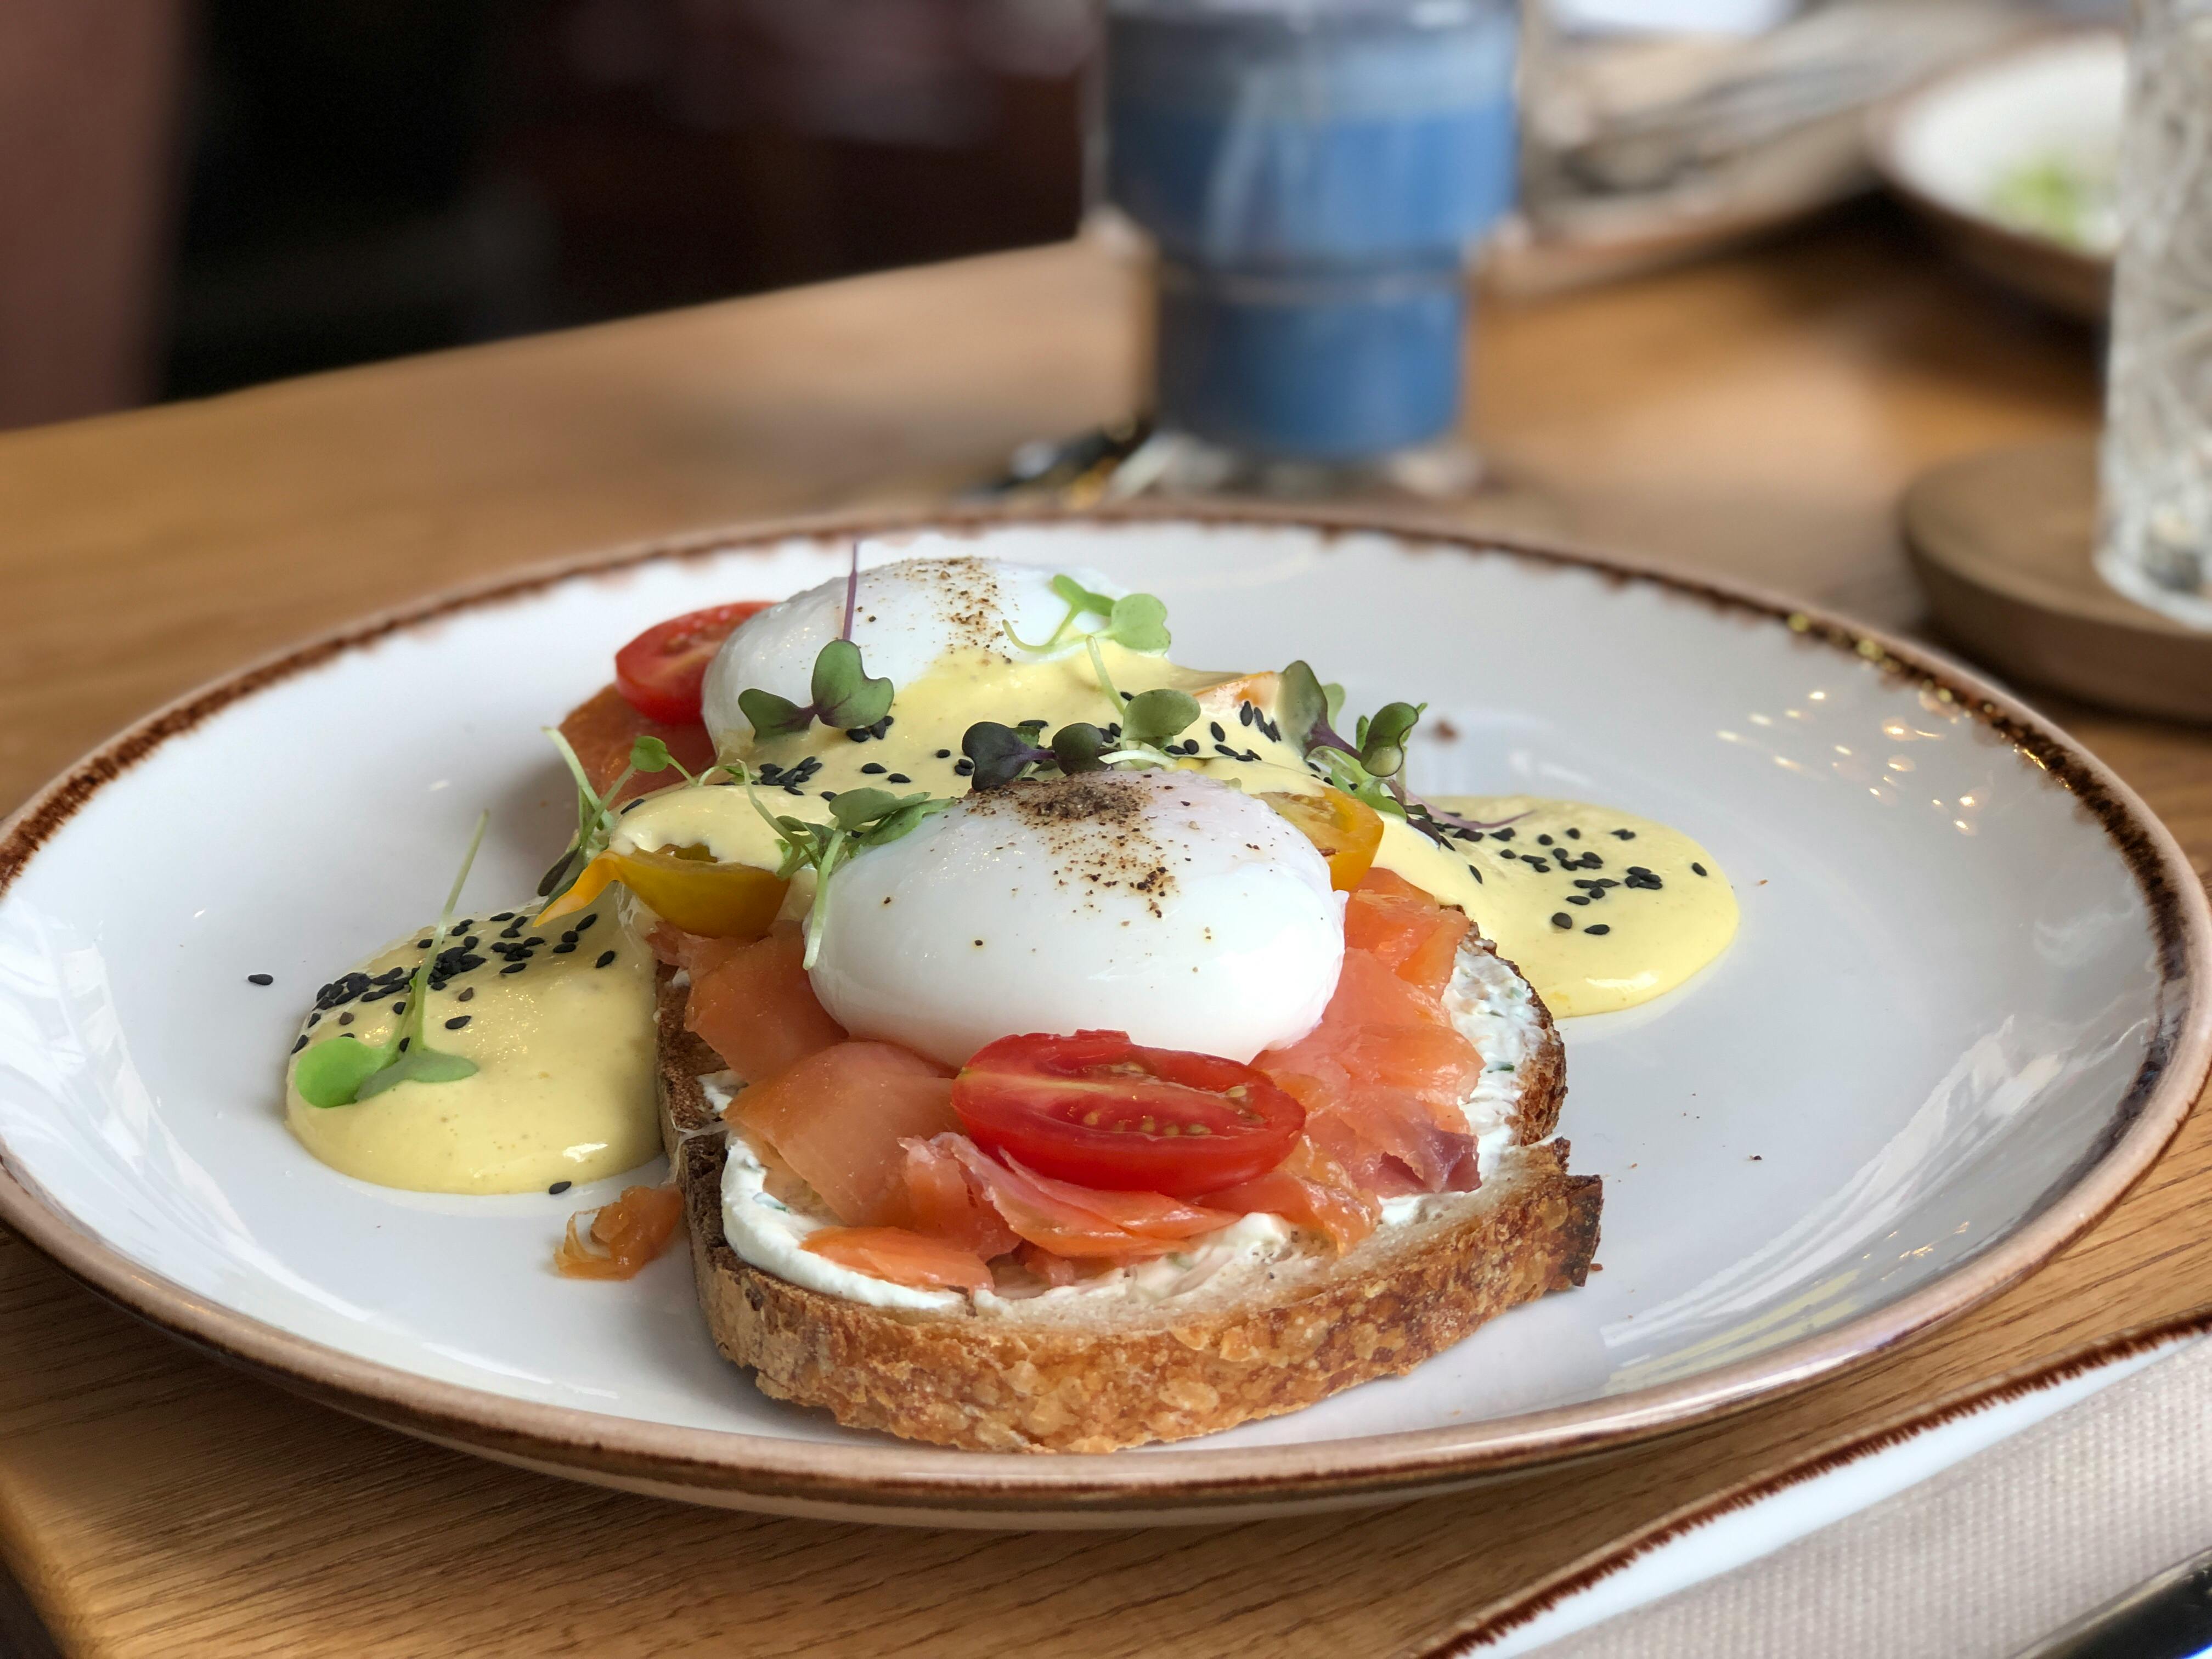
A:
654,949,1600,1453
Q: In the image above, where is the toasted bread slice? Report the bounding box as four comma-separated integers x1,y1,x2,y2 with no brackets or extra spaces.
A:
654,943,1601,1453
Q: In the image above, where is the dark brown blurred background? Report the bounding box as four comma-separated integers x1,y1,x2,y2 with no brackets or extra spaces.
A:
1,0,1091,430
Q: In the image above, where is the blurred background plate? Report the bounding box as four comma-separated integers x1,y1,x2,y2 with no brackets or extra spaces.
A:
1870,29,2122,321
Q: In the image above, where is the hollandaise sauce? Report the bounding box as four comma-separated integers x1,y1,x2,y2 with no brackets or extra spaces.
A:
285,902,658,1193
1427,795,1737,1017
613,641,1736,1021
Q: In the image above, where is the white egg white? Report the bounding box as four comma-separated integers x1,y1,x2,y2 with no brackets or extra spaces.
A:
807,770,1345,1067
700,556,1126,750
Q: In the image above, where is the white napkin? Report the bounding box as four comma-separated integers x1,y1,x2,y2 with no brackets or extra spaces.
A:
1536,1335,2212,1657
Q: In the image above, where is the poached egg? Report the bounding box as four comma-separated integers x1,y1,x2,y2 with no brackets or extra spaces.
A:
806,770,1345,1068
701,555,1131,751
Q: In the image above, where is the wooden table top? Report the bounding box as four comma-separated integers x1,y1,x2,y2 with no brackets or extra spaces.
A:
3,206,2207,1659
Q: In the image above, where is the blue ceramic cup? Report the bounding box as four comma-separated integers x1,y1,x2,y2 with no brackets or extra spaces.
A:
1105,0,1519,463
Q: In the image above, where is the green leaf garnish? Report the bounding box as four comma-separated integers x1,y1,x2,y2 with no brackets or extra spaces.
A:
962,721,1051,790
355,1046,481,1099
1049,723,1110,774
1006,577,1172,656
294,812,487,1108
811,637,894,730
1278,661,1330,751
1104,593,1170,653
1052,573,1119,617
749,783,955,968
737,687,810,742
293,1035,391,1109
1120,688,1199,750
628,735,686,781
1358,701,1424,780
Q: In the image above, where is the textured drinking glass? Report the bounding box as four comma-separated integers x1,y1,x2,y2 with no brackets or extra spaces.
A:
2097,0,2212,627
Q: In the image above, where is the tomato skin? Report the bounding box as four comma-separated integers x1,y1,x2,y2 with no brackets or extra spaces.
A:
613,601,770,724
952,1031,1305,1198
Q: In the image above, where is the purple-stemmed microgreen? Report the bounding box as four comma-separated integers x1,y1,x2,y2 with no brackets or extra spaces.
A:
958,640,1199,791
294,811,488,1108
1277,660,1526,841
736,545,895,741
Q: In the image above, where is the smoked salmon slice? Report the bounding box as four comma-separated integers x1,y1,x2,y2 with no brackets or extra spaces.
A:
803,1226,994,1291
726,1042,958,1226
1198,1135,1378,1253
685,922,847,1083
928,1135,1238,1260
553,1183,686,1279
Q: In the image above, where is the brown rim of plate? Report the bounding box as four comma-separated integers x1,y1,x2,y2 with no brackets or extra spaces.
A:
1411,1303,2212,1656
0,500,2203,1517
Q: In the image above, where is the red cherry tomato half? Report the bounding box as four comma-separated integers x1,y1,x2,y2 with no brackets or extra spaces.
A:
952,1031,1305,1198
613,601,771,725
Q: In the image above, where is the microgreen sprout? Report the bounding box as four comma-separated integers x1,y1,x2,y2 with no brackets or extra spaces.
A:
958,642,1200,791
1276,659,1525,840
735,544,896,742
294,812,488,1108
1005,574,1172,655
748,783,954,967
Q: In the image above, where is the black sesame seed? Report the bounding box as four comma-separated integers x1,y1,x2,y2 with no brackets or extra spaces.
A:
1585,924,1611,936
595,950,617,968
1537,834,1554,845
1214,744,1239,758
457,986,475,1002
821,790,838,801
291,1035,308,1053
1209,721,1227,742
391,1000,407,1014
1566,828,1582,840
1238,702,1255,726
1567,895,1590,906
1493,828,1515,841
338,1011,354,1025
953,759,974,776
396,1037,410,1053
886,773,911,784
549,1180,572,1195
246,973,274,986
1527,862,1550,874
1611,828,1636,840
444,1015,472,1031
860,762,887,775
1550,912,1572,929
552,941,577,955
575,913,597,932
935,748,951,759
560,930,578,944
501,962,527,975
490,912,514,922
1692,862,1708,877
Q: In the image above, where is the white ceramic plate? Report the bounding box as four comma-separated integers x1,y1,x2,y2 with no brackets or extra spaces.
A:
0,511,2203,1525
1872,31,2123,321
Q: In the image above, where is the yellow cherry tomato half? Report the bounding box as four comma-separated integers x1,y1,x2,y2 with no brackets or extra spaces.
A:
1261,789,1383,891
538,843,787,938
